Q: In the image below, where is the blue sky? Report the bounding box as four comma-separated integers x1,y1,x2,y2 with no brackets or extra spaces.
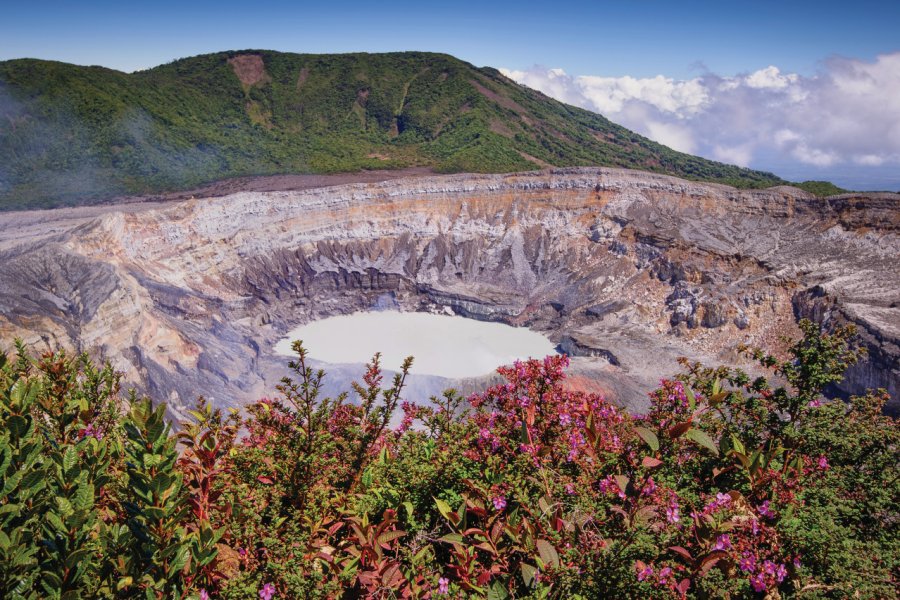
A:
3,1,897,76
3,1,899,188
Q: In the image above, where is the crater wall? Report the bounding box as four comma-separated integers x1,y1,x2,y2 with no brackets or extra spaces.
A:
0,168,896,416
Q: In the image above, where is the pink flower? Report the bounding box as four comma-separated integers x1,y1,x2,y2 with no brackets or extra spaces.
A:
758,500,775,519
703,492,732,514
750,572,767,592
565,483,576,495
599,475,626,499
713,534,731,551
775,563,787,583
808,399,822,407
80,423,104,441
492,496,507,511
437,577,450,594
200,590,210,600
657,566,673,584
259,583,276,600
398,402,419,433
817,456,829,470
636,565,654,581
665,501,680,523
739,553,756,572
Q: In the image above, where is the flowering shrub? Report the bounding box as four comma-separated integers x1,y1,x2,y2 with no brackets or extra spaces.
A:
0,321,897,598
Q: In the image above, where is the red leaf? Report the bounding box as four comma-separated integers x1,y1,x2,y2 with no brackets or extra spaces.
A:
668,421,693,439
668,546,694,562
327,521,345,536
698,551,727,576
642,456,664,468
377,530,406,547
256,475,274,485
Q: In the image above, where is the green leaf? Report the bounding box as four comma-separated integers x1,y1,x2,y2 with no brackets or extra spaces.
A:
685,428,719,456
685,385,696,411
521,562,538,587
487,580,510,600
64,549,92,569
361,468,373,488
376,530,406,546
634,426,659,452
20,469,46,495
62,446,77,474
536,539,559,567
117,576,133,591
44,511,66,533
7,415,29,439
634,506,656,526
732,451,750,468
538,496,552,515
434,498,452,521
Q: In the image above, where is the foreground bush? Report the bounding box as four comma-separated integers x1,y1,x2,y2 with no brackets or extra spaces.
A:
0,321,896,598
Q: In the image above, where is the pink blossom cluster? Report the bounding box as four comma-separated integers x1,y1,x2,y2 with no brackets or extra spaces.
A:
598,475,626,499
397,401,420,434
79,422,104,440
635,563,678,588
468,355,626,468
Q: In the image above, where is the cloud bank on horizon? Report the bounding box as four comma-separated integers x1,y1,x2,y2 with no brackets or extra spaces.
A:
501,52,900,190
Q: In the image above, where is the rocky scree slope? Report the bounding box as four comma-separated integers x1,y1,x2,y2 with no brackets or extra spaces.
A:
0,51,787,210
0,168,896,419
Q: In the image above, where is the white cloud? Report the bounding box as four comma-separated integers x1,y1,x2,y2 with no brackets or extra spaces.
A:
575,74,708,116
501,52,900,187
790,144,840,167
854,154,885,166
712,144,754,167
644,120,695,153
773,129,801,146
745,65,798,89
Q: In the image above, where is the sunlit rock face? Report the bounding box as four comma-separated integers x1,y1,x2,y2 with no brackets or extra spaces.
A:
0,168,897,419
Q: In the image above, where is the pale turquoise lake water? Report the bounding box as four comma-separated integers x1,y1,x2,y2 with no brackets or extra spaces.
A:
274,311,556,379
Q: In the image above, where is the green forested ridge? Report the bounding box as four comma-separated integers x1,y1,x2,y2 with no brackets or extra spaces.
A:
0,50,791,210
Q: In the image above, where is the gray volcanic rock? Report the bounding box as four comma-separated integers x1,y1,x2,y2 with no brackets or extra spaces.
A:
0,168,897,417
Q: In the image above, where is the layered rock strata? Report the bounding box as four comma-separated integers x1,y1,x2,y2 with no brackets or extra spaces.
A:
0,168,896,417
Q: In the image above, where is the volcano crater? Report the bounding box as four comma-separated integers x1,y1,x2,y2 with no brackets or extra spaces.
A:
0,168,897,418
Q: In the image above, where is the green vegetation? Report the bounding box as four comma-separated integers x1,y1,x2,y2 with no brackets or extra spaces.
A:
0,51,790,210
0,322,897,598
794,181,848,197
